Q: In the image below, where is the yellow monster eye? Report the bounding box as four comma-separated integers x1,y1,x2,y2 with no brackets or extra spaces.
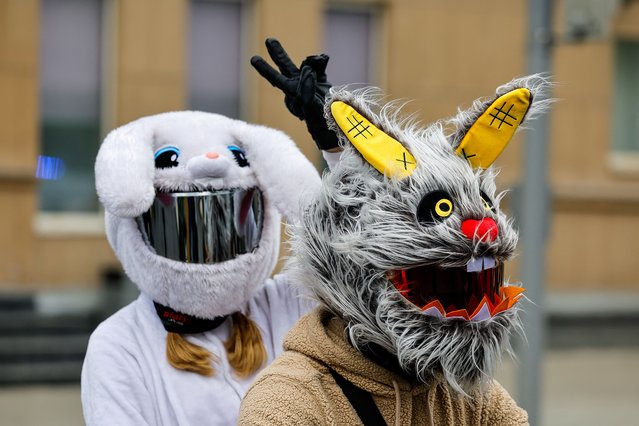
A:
435,199,453,218
417,191,455,224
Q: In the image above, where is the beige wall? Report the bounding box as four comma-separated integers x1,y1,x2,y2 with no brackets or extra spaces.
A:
112,0,188,126
250,0,324,165
1,0,638,292
385,0,527,185
545,0,639,290
616,0,639,39
0,0,191,290
0,0,38,286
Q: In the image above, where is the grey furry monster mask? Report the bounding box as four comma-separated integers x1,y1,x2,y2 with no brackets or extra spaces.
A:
289,75,551,393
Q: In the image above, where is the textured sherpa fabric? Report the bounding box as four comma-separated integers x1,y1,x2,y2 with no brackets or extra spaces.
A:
287,76,551,393
94,111,321,318
239,308,528,425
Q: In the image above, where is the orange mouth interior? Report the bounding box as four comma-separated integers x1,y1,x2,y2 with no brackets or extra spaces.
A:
387,262,524,320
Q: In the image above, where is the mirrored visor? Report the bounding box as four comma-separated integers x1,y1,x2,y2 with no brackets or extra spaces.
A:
137,188,264,264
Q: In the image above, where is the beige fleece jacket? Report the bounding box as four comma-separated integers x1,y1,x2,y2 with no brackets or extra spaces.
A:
239,308,528,425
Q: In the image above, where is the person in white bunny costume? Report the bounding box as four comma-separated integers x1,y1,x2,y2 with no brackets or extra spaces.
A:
81,110,321,425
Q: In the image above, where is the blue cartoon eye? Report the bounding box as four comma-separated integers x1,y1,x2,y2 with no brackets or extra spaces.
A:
228,145,249,167
154,146,180,169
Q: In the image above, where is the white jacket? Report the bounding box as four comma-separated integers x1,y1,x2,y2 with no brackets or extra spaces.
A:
81,274,313,426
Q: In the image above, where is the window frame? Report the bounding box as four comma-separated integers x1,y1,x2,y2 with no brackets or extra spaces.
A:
188,0,250,119
36,0,110,236
609,37,639,176
324,1,387,88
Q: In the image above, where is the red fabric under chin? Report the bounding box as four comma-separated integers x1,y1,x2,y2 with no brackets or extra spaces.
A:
388,262,504,314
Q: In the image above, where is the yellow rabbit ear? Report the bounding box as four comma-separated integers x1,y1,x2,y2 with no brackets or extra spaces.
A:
455,88,532,169
330,101,416,179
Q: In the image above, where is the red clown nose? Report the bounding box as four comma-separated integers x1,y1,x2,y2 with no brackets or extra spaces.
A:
461,218,499,242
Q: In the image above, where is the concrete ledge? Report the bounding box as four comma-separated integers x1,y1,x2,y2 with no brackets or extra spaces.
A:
545,291,639,318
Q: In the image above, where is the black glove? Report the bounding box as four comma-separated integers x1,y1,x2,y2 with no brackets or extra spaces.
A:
251,38,340,151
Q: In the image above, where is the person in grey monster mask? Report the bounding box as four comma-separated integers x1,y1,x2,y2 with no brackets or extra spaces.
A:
241,38,551,425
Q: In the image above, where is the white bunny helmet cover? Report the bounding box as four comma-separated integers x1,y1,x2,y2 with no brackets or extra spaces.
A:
95,111,320,319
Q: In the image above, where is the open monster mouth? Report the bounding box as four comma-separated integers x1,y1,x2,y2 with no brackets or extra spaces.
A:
387,257,524,321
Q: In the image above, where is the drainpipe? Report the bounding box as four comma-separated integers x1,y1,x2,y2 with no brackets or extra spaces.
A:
518,0,553,424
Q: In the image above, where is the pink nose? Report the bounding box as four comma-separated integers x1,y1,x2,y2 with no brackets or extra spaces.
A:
461,218,499,242
205,152,220,159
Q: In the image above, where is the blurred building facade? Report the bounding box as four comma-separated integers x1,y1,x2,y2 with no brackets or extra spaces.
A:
0,0,638,294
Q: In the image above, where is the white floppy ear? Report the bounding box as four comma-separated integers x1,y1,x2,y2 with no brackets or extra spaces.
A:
95,121,156,217
232,122,321,222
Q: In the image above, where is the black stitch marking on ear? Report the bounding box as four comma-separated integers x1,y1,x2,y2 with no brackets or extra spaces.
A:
396,152,415,170
346,115,373,139
489,102,517,129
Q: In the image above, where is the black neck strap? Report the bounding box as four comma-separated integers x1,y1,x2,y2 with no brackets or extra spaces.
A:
153,302,228,334
329,367,387,426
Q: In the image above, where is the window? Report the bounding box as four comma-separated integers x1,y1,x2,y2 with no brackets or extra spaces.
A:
612,41,639,161
189,0,243,118
324,6,378,87
39,0,103,212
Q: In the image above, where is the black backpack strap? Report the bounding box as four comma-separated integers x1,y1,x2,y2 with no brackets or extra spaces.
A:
329,367,387,426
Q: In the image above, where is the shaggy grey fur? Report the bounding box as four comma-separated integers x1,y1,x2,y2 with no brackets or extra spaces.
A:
288,75,550,394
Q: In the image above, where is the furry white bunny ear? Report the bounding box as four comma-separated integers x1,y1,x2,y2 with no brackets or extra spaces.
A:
448,74,553,169
232,123,321,223
95,122,156,217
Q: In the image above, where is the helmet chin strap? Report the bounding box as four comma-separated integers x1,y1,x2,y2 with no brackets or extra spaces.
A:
153,301,228,334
